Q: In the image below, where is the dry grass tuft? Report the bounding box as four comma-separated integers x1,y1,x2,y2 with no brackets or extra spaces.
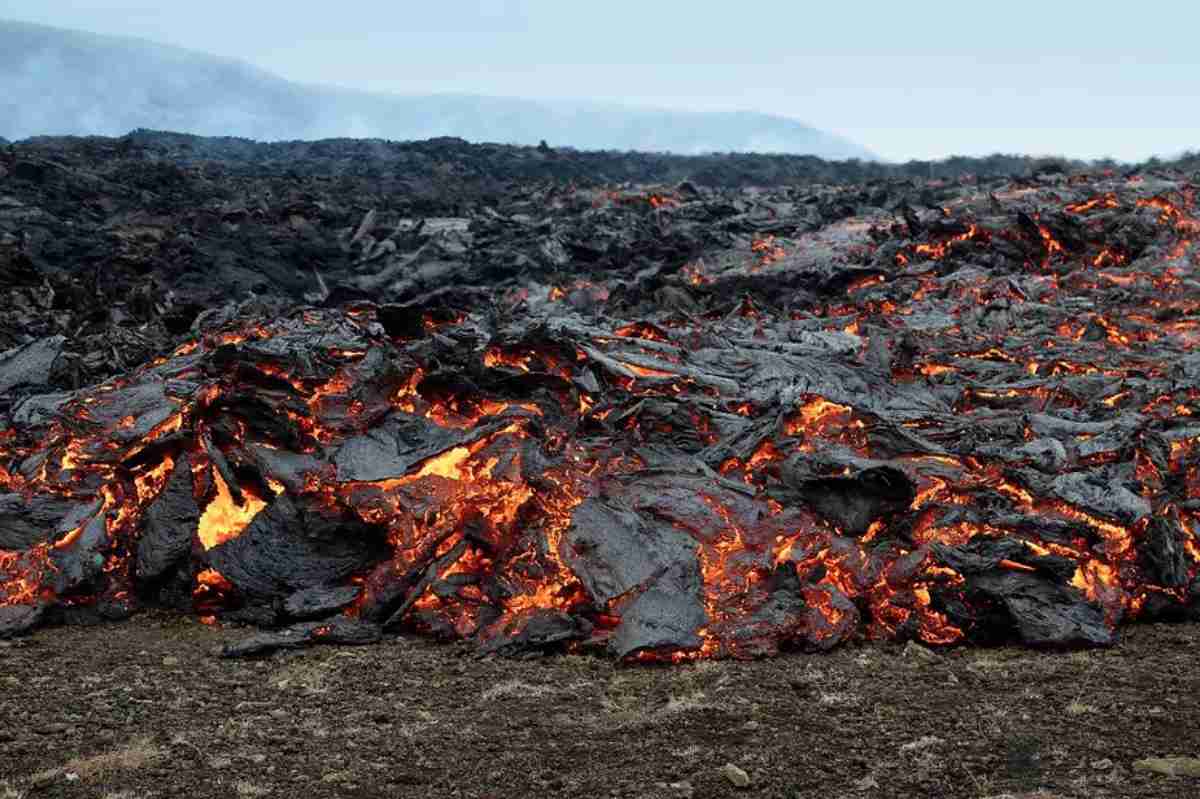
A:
269,657,336,695
21,737,162,790
817,689,860,707
479,679,559,702
663,690,709,713
899,735,945,755
1,779,26,799
1065,699,1098,716
64,737,162,781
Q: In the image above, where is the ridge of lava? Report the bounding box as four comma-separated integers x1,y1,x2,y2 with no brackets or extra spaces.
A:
2,166,1199,662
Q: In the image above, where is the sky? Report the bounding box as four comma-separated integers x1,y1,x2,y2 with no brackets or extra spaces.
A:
2,0,1197,162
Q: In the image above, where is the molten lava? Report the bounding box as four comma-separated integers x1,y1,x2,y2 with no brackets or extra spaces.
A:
196,471,267,551
1,169,1199,662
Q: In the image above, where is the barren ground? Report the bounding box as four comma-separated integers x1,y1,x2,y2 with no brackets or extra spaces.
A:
2,616,1198,798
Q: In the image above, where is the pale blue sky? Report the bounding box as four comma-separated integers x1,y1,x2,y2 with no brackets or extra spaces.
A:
3,0,1197,161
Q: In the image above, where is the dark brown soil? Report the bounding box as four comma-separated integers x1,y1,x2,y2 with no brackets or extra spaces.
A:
2,616,1198,798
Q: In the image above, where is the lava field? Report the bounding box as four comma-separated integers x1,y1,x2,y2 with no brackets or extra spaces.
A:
1,133,1198,661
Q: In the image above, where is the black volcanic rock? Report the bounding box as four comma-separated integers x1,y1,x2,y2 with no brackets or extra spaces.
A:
206,495,389,599
136,455,200,583
0,602,45,639
0,493,76,550
0,336,65,395
0,133,1198,665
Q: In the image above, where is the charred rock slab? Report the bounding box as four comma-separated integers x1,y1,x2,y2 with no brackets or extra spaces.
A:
335,412,498,482
281,585,363,621
968,571,1113,648
561,497,699,606
136,455,199,583
207,495,389,599
480,609,592,657
609,564,706,659
0,336,64,395
221,617,382,658
0,602,46,639
48,500,108,595
0,493,77,550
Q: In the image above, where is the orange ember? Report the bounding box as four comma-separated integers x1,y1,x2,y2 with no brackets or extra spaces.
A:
196,471,267,550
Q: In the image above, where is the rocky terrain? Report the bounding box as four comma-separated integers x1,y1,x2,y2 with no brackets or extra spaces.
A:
2,129,1200,798
1,615,1199,798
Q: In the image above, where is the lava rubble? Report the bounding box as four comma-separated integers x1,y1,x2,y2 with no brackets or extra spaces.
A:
1,157,1199,662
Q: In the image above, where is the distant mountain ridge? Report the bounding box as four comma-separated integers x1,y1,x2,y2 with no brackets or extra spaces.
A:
0,19,875,159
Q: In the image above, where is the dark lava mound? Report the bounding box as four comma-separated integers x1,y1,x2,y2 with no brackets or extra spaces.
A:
2,135,1199,660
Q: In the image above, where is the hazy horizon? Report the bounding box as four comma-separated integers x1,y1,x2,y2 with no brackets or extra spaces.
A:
1,1,1197,161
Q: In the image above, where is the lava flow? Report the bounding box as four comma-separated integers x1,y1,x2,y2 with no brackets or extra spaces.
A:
1,169,1199,663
